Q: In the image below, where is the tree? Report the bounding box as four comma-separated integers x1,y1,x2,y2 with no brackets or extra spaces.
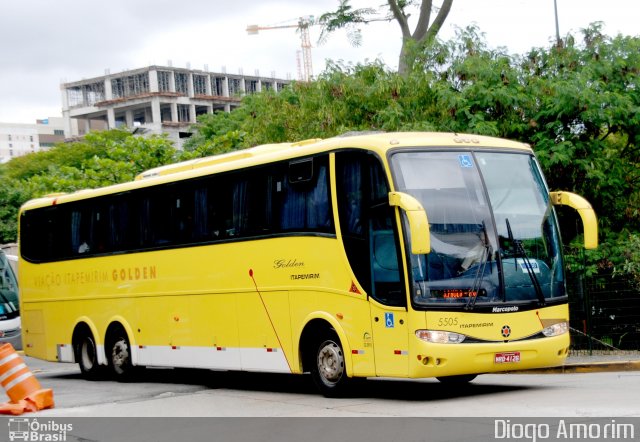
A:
0,182,31,243
318,0,454,75
186,23,639,282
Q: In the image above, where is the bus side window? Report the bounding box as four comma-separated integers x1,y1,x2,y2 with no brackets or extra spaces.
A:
71,209,87,254
280,156,332,232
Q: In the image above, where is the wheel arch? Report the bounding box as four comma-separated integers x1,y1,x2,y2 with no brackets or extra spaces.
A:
297,312,353,377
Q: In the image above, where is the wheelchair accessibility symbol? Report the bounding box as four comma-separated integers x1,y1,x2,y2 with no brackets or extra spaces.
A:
458,154,473,168
384,312,394,328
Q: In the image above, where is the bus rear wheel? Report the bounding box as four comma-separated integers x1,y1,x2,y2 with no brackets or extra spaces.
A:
106,328,135,381
76,332,101,380
310,333,350,397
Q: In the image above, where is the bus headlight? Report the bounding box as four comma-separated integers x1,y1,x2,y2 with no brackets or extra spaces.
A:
416,330,466,344
541,321,568,337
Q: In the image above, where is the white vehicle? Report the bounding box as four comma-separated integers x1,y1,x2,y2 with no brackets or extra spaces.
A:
0,249,21,350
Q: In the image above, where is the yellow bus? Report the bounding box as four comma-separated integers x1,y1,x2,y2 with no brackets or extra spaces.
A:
18,132,597,396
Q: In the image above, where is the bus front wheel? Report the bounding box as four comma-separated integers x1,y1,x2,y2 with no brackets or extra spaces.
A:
310,333,350,397
106,328,135,381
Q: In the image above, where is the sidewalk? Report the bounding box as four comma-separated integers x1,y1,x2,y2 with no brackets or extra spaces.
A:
566,349,640,364
524,350,640,374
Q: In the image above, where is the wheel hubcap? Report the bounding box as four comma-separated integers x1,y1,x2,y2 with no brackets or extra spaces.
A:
317,340,344,384
112,339,129,374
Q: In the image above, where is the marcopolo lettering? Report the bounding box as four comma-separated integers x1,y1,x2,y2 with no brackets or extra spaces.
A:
492,306,519,313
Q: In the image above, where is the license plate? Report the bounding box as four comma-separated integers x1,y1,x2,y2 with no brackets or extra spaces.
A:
495,352,521,363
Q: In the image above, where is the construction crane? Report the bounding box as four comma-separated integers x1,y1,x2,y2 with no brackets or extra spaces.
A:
246,16,314,82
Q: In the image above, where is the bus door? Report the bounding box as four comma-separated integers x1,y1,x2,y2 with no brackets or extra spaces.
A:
336,151,409,377
368,227,409,377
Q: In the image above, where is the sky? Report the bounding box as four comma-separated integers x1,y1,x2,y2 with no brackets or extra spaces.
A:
0,0,638,124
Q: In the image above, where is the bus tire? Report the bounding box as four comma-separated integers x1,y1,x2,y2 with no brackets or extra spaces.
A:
436,374,477,384
106,326,135,381
310,332,350,397
75,331,102,380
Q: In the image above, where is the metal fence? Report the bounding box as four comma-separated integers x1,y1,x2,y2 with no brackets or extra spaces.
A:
568,272,640,351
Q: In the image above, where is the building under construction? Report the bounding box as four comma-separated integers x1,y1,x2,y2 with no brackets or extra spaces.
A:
61,66,291,148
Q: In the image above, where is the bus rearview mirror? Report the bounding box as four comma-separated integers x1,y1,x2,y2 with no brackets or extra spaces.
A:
549,191,598,249
388,192,430,254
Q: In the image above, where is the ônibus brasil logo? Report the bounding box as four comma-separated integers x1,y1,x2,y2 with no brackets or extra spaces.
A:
7,418,72,442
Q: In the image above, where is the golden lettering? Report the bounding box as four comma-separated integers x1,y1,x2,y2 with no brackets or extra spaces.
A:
34,266,157,287
112,266,158,282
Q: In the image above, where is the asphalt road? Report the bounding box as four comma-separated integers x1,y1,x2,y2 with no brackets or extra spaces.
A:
17,356,640,418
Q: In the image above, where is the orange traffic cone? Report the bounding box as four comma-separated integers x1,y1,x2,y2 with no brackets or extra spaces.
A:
0,343,54,415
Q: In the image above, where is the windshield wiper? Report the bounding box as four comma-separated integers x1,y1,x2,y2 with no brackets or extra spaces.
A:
506,219,546,306
465,222,492,311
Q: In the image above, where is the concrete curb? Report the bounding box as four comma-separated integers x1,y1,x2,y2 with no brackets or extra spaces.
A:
512,360,640,374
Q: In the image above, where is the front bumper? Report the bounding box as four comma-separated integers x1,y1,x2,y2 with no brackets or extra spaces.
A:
408,332,570,378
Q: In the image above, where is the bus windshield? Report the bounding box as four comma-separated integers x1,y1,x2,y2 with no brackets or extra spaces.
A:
390,150,565,308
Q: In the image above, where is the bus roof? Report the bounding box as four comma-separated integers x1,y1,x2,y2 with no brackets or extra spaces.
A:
20,132,531,211
134,139,322,180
